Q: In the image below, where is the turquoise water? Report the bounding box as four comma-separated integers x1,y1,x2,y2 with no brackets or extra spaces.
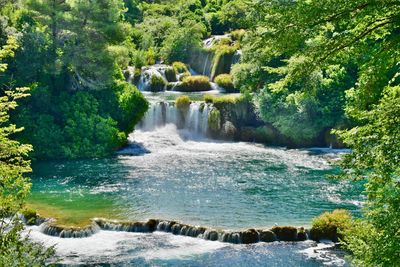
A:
27,125,364,265
30,125,363,229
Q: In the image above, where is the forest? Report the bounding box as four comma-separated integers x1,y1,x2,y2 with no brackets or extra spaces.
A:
0,0,399,266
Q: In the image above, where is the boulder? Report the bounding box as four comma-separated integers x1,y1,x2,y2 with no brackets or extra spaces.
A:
297,228,308,241
271,226,298,241
241,229,259,244
259,230,277,242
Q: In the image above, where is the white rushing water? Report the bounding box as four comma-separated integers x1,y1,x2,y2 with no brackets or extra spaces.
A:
25,225,347,266
138,101,212,137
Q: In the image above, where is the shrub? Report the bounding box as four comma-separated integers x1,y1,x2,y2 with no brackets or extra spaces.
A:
115,81,149,133
214,74,237,92
204,94,215,103
161,24,203,63
61,92,127,158
172,61,189,73
212,94,244,106
231,29,246,42
175,75,212,92
178,71,191,81
145,47,156,65
150,75,167,92
164,67,177,82
176,95,191,111
310,209,352,242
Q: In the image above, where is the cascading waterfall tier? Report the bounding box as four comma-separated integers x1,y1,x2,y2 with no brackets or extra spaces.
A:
40,221,101,238
137,65,172,91
35,218,310,244
138,101,212,137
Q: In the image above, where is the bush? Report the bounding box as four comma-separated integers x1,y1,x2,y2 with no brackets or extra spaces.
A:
175,75,212,92
310,209,352,242
176,95,191,111
172,61,189,73
150,75,167,92
204,94,215,103
61,92,127,158
230,29,246,42
161,23,204,63
178,71,191,81
214,74,236,92
164,67,177,82
114,81,149,133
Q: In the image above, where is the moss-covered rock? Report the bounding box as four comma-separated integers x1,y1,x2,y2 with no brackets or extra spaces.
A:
241,229,259,244
149,75,167,92
172,61,189,73
240,126,278,143
221,121,237,139
259,230,277,242
22,208,38,225
164,67,177,82
214,74,237,93
176,95,191,111
271,226,298,241
297,227,308,241
174,76,212,92
145,219,159,232
211,46,236,80
208,108,221,133
205,230,219,241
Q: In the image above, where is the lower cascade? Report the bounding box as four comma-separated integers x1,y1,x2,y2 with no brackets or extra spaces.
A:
138,101,211,137
36,218,310,244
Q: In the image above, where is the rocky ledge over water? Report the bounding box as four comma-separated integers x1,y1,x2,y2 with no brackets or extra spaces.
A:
28,216,339,245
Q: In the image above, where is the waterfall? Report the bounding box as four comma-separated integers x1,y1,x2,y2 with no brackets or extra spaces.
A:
36,218,308,244
138,101,211,137
232,50,242,66
124,66,135,84
202,53,210,76
137,65,177,91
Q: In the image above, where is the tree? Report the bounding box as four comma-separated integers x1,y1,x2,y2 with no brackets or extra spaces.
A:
247,0,400,265
0,35,54,266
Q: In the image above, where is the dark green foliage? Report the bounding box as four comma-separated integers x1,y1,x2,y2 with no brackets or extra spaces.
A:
61,92,126,158
1,0,149,159
15,81,147,159
248,1,400,264
0,36,54,264
161,21,204,64
123,0,143,23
